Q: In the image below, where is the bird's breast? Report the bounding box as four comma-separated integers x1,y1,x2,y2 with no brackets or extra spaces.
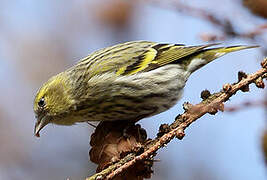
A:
75,65,187,122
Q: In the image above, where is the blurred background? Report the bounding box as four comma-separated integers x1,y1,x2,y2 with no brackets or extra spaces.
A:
0,0,266,179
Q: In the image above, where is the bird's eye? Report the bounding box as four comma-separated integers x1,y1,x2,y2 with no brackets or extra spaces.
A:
38,97,46,107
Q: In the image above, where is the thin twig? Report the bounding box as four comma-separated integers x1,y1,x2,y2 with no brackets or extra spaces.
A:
144,0,267,53
225,100,267,112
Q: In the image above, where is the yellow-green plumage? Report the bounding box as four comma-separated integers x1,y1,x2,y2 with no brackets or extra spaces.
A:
33,40,258,137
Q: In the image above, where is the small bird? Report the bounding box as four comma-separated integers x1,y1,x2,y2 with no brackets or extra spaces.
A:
33,41,258,137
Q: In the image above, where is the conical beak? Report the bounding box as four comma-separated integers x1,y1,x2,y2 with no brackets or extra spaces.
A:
34,115,50,137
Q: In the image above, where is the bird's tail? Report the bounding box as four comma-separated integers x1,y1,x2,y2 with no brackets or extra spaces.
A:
206,45,259,56
185,45,259,74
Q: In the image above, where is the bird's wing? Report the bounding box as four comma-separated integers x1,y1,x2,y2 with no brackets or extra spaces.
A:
74,41,217,77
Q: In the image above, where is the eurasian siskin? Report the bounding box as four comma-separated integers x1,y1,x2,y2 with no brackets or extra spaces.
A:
33,41,257,137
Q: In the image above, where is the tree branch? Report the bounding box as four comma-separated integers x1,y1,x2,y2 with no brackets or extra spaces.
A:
224,99,267,112
86,57,267,180
144,0,267,55
146,0,267,39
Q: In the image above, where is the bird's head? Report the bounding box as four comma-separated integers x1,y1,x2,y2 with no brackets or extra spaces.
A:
33,72,73,137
